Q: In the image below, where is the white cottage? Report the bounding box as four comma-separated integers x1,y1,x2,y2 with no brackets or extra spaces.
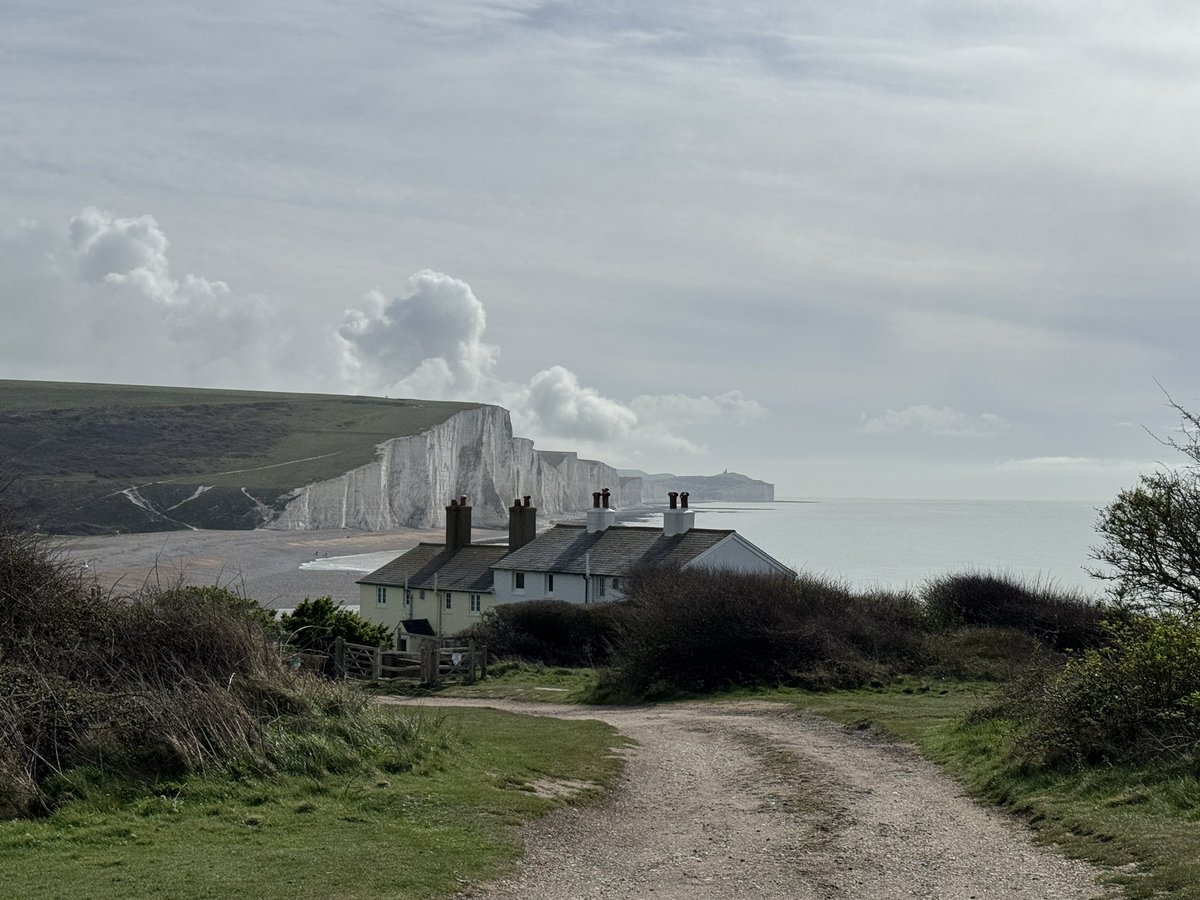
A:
490,490,791,605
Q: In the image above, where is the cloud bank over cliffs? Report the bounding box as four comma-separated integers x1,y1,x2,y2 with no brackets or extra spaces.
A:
3,209,765,465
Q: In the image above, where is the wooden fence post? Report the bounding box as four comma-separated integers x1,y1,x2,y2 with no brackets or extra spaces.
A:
480,645,488,680
372,645,383,680
333,636,345,679
466,639,477,684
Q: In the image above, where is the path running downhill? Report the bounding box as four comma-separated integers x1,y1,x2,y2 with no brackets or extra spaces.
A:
388,698,1112,900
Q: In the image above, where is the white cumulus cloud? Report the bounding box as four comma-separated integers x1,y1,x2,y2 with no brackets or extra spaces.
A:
0,208,277,385
335,270,769,459
858,405,1009,437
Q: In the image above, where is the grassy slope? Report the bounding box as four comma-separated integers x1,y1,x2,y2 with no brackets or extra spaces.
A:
0,379,484,531
0,706,627,900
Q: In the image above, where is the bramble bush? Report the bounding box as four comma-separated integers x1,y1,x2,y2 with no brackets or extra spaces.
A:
1011,614,1200,768
921,572,1107,651
462,599,622,667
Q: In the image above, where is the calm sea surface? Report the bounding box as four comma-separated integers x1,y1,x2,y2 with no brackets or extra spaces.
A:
629,498,1108,596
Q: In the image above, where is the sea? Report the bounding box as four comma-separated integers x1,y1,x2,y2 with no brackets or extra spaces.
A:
300,496,1111,599
626,498,1109,597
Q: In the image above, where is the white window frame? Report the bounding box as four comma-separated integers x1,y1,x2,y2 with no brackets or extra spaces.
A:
444,592,453,610
376,586,387,605
547,573,554,594
597,576,606,598
513,571,525,592
470,594,482,613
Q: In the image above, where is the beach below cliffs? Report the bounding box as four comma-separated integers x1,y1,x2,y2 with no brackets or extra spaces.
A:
59,526,505,611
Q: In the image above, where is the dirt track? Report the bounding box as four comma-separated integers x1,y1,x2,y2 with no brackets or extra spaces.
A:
390,698,1111,900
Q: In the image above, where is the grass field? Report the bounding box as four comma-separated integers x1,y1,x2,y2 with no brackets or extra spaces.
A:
0,379,483,533
0,705,627,900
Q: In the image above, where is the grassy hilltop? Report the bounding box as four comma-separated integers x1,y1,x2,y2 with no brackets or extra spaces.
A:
0,379,483,533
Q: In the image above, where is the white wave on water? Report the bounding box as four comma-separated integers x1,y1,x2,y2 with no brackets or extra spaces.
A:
298,551,402,573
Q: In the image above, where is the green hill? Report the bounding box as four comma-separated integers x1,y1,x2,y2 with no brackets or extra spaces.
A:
0,380,483,533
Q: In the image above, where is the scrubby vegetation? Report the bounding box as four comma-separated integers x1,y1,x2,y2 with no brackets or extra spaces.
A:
0,511,432,819
463,599,622,667
471,567,1105,702
279,595,392,653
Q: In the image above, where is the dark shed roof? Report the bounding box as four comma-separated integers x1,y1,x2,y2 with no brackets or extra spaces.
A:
492,524,734,576
357,543,508,592
400,618,436,636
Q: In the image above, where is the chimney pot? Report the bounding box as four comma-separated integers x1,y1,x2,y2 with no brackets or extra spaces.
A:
680,491,689,509
459,495,467,506
668,491,678,510
450,498,458,507
601,488,611,509
523,495,531,507
592,491,602,509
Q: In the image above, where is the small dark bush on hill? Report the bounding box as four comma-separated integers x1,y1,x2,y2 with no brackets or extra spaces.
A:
600,567,929,699
462,599,622,667
921,572,1107,651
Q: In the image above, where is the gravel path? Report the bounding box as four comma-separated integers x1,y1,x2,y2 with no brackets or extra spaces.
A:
390,698,1112,900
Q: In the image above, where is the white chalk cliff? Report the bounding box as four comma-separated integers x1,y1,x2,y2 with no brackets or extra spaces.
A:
269,405,644,530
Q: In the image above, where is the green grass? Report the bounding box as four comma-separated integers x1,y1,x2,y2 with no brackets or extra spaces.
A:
375,662,603,704
0,706,627,900
779,679,1200,900
0,379,483,532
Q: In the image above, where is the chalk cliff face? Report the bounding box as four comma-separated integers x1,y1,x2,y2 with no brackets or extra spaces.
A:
270,406,630,530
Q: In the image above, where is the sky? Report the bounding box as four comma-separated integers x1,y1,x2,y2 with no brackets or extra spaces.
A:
2,1,1199,501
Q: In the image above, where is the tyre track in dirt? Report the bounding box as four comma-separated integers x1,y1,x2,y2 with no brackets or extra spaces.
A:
386,698,1113,900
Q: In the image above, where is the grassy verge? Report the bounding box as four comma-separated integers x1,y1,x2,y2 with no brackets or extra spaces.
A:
374,662,603,704
0,705,627,900
779,679,1200,900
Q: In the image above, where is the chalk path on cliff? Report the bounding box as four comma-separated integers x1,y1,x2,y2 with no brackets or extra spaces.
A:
384,698,1113,900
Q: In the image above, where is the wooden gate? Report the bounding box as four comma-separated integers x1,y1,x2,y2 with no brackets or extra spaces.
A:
331,636,487,684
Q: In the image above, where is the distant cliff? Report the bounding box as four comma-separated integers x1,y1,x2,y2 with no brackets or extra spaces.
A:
269,408,774,530
624,470,775,503
270,406,642,530
2,379,772,533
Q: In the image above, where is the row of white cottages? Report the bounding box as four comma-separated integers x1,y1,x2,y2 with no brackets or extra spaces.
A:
357,490,791,649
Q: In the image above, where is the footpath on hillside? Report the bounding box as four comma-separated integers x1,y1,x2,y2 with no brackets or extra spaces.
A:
385,698,1112,900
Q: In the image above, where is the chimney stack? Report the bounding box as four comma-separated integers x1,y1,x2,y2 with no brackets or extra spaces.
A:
663,491,694,537
446,496,472,552
508,496,538,551
586,486,617,533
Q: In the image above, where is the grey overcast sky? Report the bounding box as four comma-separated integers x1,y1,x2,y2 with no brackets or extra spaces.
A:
2,1,1198,500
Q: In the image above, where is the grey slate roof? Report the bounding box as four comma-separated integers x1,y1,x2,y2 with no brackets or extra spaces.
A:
357,543,508,592
492,524,735,576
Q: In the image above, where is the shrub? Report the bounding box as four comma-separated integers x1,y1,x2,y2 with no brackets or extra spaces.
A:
601,567,928,699
1011,614,1200,768
921,572,1107,651
462,599,622,667
279,596,391,652
0,511,428,818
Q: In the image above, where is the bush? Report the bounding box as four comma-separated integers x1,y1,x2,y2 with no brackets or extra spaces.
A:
279,596,391,652
0,511,426,818
462,599,622,667
601,567,928,699
921,572,1107,651
1010,614,1200,768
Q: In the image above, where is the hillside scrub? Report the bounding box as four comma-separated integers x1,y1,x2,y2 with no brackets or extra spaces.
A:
598,568,929,699
279,595,392,653
998,613,1200,769
921,572,1108,651
461,599,623,667
0,512,434,818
